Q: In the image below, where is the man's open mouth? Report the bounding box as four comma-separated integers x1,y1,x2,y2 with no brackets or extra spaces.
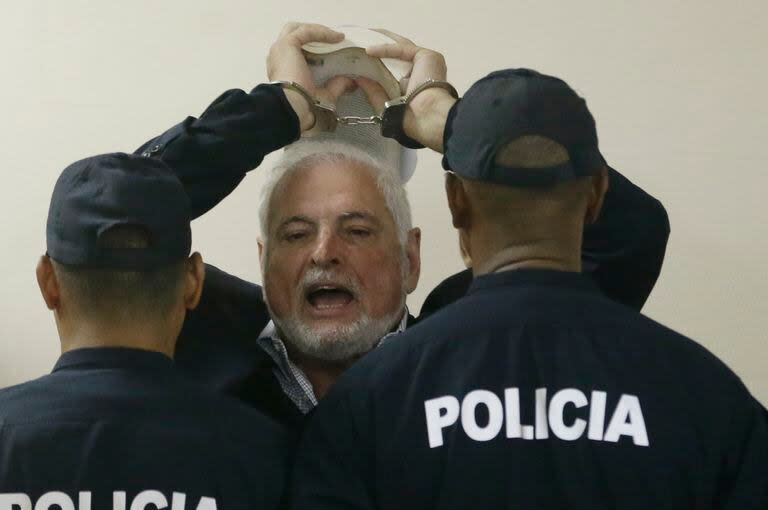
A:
305,284,355,309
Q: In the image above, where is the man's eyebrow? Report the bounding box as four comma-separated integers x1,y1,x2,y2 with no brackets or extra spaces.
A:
339,211,382,226
277,215,315,229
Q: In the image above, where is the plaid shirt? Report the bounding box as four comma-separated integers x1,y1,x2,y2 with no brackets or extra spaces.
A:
256,310,410,414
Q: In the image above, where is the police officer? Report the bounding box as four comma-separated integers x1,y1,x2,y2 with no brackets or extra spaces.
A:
134,25,670,429
0,154,286,510
290,69,768,509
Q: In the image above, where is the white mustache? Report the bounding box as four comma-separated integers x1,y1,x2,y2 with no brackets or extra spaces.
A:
301,267,361,297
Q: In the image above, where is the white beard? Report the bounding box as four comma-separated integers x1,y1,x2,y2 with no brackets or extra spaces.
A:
271,305,404,361
264,264,407,362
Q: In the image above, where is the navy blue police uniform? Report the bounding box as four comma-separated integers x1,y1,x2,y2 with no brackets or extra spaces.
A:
0,154,287,510
0,348,286,510
290,70,768,509
134,83,670,428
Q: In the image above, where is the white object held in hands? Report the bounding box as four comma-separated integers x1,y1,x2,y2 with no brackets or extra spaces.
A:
299,25,417,184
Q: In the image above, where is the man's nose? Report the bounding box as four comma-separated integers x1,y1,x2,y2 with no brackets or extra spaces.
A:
310,230,343,268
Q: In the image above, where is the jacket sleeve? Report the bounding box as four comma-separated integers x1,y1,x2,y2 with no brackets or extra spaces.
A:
132,85,300,372
419,168,671,319
134,83,301,219
582,167,671,310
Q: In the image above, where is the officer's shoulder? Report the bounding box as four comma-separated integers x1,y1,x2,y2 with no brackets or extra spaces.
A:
0,380,30,408
642,312,747,378
590,299,754,401
0,374,58,419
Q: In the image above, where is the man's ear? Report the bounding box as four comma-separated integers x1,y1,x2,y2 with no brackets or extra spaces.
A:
183,252,206,310
585,165,610,225
36,255,61,310
258,238,265,270
445,172,470,229
257,238,270,302
458,230,472,268
404,227,422,294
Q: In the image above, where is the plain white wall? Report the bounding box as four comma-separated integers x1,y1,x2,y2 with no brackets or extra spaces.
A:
1,0,766,404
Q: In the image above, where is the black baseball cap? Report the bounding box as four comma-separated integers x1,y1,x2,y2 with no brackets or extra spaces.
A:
443,68,605,187
46,153,191,270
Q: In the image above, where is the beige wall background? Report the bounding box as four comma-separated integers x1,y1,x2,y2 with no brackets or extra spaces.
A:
1,1,766,405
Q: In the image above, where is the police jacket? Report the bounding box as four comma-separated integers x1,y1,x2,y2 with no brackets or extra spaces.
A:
291,269,768,510
135,84,671,428
0,347,286,510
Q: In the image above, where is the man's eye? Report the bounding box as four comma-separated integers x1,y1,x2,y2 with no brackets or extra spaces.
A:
348,228,371,238
284,232,308,242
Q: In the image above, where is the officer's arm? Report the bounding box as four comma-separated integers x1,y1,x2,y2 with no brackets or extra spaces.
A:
134,24,353,219
292,385,375,510
582,167,670,310
133,86,296,355
134,84,300,219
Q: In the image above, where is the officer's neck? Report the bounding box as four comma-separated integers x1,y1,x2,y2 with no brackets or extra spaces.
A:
55,315,177,358
470,228,582,277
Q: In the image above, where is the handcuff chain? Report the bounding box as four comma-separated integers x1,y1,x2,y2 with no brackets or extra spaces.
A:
269,79,457,136
337,115,382,126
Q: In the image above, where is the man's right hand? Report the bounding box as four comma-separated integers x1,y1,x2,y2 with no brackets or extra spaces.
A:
267,23,357,133
363,30,457,153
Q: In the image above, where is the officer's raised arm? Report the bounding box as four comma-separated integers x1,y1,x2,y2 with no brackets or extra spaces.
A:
135,23,356,219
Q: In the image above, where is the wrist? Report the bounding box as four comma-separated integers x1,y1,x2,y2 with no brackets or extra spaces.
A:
403,90,458,153
283,89,316,132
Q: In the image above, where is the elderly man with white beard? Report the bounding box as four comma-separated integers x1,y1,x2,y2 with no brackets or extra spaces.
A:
255,140,420,403
134,23,670,432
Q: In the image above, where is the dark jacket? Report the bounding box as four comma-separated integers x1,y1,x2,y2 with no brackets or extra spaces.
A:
292,270,768,510
136,83,671,428
0,347,287,509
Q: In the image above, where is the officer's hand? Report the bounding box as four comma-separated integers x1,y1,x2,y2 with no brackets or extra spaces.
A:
365,30,457,153
268,22,356,132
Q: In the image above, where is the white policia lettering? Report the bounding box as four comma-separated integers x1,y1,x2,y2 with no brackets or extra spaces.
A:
424,387,649,448
0,491,218,510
